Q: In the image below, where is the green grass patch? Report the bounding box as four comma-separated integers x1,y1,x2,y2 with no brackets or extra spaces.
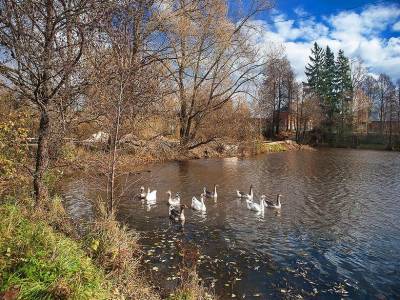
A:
256,142,287,153
0,204,111,300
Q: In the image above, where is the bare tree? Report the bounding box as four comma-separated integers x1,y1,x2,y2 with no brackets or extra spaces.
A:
0,0,95,206
385,80,397,149
259,45,294,137
376,74,394,134
351,59,371,133
87,0,166,218
160,0,270,148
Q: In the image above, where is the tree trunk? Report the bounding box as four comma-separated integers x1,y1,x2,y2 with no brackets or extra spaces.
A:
275,79,282,136
107,85,123,219
387,103,393,150
179,118,190,146
34,110,51,207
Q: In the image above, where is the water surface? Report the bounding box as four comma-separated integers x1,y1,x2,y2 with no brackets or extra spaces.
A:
65,149,400,299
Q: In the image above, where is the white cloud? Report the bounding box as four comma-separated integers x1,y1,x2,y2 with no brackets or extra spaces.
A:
393,21,400,31
252,3,400,81
294,7,307,17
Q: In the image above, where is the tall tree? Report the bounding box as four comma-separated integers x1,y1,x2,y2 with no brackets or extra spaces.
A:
0,0,94,207
161,0,270,148
376,74,393,134
88,0,166,218
260,47,294,137
321,46,337,130
335,49,353,134
305,42,324,94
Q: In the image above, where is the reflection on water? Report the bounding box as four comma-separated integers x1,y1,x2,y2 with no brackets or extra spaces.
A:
64,149,400,299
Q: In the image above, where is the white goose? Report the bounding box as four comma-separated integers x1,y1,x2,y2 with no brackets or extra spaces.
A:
166,191,180,206
191,194,206,212
246,195,266,213
145,188,157,203
265,194,282,209
204,185,218,199
236,185,254,201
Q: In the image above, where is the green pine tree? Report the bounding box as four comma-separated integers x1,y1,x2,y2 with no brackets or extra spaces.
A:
321,46,337,132
335,49,353,135
305,42,324,93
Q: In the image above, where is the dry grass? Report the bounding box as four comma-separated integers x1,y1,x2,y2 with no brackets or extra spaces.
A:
166,242,217,300
85,217,160,300
168,269,216,300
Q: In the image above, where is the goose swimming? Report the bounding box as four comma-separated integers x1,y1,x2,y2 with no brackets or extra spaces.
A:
246,195,266,213
236,185,254,200
145,188,157,203
192,194,206,212
166,191,180,206
204,184,218,199
169,204,187,222
265,194,282,209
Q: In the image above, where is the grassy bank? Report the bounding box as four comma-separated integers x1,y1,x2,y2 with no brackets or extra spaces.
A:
0,200,215,300
0,204,111,299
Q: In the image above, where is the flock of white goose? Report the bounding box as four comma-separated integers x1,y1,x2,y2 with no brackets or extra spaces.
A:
138,185,282,223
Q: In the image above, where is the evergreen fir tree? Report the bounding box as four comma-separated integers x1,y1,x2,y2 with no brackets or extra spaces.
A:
335,49,353,134
305,42,324,93
322,46,338,116
321,46,337,128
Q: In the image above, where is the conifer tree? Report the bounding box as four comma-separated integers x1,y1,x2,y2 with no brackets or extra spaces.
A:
321,46,337,127
335,49,353,134
305,42,324,93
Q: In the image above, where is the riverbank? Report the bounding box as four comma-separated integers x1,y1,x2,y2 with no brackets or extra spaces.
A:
0,203,113,299
69,138,314,175
0,196,215,300
1,138,310,299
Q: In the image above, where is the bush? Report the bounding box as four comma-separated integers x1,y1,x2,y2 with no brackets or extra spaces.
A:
0,204,111,300
0,113,30,197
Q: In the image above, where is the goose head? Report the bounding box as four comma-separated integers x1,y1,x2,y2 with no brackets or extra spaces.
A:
140,186,144,192
166,190,172,197
276,194,282,205
260,195,266,205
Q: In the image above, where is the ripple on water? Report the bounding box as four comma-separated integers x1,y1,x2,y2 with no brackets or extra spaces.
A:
63,149,400,299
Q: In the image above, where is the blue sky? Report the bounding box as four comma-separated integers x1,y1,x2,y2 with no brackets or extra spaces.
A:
244,0,400,81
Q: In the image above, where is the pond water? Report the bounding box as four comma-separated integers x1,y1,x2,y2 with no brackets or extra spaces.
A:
64,148,400,299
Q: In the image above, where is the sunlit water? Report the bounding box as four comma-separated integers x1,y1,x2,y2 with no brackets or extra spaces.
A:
64,149,400,299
